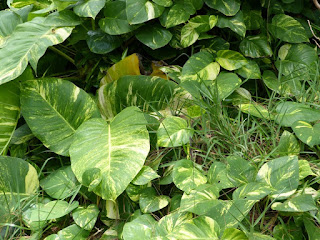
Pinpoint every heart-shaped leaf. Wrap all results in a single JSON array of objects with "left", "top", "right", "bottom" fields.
[
  {"left": 204, "top": 0, "right": 240, "bottom": 16},
  {"left": 73, "top": 0, "right": 105, "bottom": 19},
  {"left": 292, "top": 121, "right": 320, "bottom": 147},
  {"left": 122, "top": 214, "right": 157, "bottom": 240},
  {"left": 216, "top": 50, "right": 248, "bottom": 71},
  {"left": 126, "top": 0, "right": 164, "bottom": 24},
  {"left": 271, "top": 194, "right": 317, "bottom": 212},
  {"left": 139, "top": 187, "right": 170, "bottom": 213},
  {"left": 70, "top": 106, "right": 150, "bottom": 201},
  {"left": 136, "top": 24, "right": 172, "bottom": 49},
  {"left": 239, "top": 35, "right": 272, "bottom": 58},
  {"left": 172, "top": 159, "right": 207, "bottom": 193},
  {"left": 216, "top": 11, "right": 246, "bottom": 37},
  {"left": 157, "top": 116, "right": 194, "bottom": 147},
  {"left": 132, "top": 166, "right": 160, "bottom": 185},
  {"left": 72, "top": 204, "right": 99, "bottom": 230},
  {"left": 21, "top": 78, "right": 100, "bottom": 156}
]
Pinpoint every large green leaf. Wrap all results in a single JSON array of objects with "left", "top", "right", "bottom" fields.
[
  {"left": 126, "top": 0, "right": 164, "bottom": 24},
  {"left": 216, "top": 11, "right": 246, "bottom": 37},
  {"left": 270, "top": 14, "right": 309, "bottom": 43},
  {"left": 275, "top": 130, "right": 300, "bottom": 156},
  {"left": 208, "top": 161, "right": 234, "bottom": 189},
  {"left": 98, "top": 75, "right": 181, "bottom": 119},
  {"left": 275, "top": 44, "right": 318, "bottom": 81},
  {"left": 180, "top": 184, "right": 219, "bottom": 215},
  {"left": 221, "top": 228, "right": 248, "bottom": 240},
  {"left": 0, "top": 17, "right": 73, "bottom": 85},
  {"left": 45, "top": 224, "right": 90, "bottom": 240},
  {"left": 212, "top": 72, "right": 242, "bottom": 100},
  {"left": 21, "top": 78, "right": 100, "bottom": 156},
  {"left": 73, "top": 0, "right": 105, "bottom": 19},
  {"left": 304, "top": 219, "right": 320, "bottom": 240},
  {"left": 226, "top": 155, "right": 256, "bottom": 186},
  {"left": 139, "top": 187, "right": 170, "bottom": 213},
  {"left": 123, "top": 214, "right": 157, "bottom": 240},
  {"left": 292, "top": 121, "right": 320, "bottom": 147},
  {"left": 239, "top": 35, "right": 272, "bottom": 58},
  {"left": 204, "top": 0, "right": 240, "bottom": 16},
  {"left": 69, "top": 107, "right": 150, "bottom": 201},
  {"left": 172, "top": 159, "right": 207, "bottom": 193},
  {"left": 236, "top": 60, "right": 261, "bottom": 79},
  {"left": 232, "top": 182, "right": 272, "bottom": 201},
  {"left": 0, "top": 81, "right": 20, "bottom": 155},
  {"left": 256, "top": 156, "right": 299, "bottom": 200},
  {"left": 99, "top": 1, "right": 137, "bottom": 35},
  {"left": 274, "top": 102, "right": 320, "bottom": 127},
  {"left": 135, "top": 24, "right": 172, "bottom": 49},
  {"left": 271, "top": 194, "right": 317, "bottom": 212},
  {"left": 157, "top": 116, "right": 194, "bottom": 147},
  {"left": 72, "top": 204, "right": 99, "bottom": 230},
  {"left": 132, "top": 166, "right": 160, "bottom": 185},
  {"left": 216, "top": 50, "right": 248, "bottom": 71},
  {"left": 40, "top": 166, "right": 80, "bottom": 199}
]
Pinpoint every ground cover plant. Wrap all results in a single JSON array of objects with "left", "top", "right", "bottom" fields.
[{"left": 1, "top": 0, "right": 320, "bottom": 239}]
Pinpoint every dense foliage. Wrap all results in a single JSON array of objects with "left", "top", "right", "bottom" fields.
[{"left": 1, "top": 0, "right": 320, "bottom": 239}]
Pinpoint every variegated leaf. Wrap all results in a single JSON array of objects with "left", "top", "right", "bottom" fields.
[
  {"left": 172, "top": 159, "right": 207, "bottom": 193},
  {"left": 271, "top": 194, "right": 317, "bottom": 212},
  {"left": 216, "top": 11, "right": 246, "bottom": 37},
  {"left": 256, "top": 156, "right": 299, "bottom": 200},
  {"left": 132, "top": 166, "right": 160, "bottom": 185},
  {"left": 126, "top": 0, "right": 164, "bottom": 24},
  {"left": 72, "top": 204, "right": 99, "bottom": 230},
  {"left": 139, "top": 187, "right": 170, "bottom": 213},
  {"left": 21, "top": 78, "right": 100, "bottom": 156},
  {"left": 123, "top": 214, "right": 157, "bottom": 240},
  {"left": 136, "top": 24, "right": 172, "bottom": 49},
  {"left": 70, "top": 107, "right": 150, "bottom": 201},
  {"left": 0, "top": 81, "right": 20, "bottom": 155},
  {"left": 204, "top": 0, "right": 240, "bottom": 16},
  {"left": 157, "top": 116, "right": 194, "bottom": 147},
  {"left": 40, "top": 166, "right": 80, "bottom": 199},
  {"left": 0, "top": 17, "right": 73, "bottom": 85},
  {"left": 216, "top": 50, "right": 248, "bottom": 71},
  {"left": 292, "top": 121, "right": 320, "bottom": 147},
  {"left": 73, "top": 0, "right": 106, "bottom": 19}
]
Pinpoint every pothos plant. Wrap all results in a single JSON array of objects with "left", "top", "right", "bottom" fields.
[{"left": 1, "top": 0, "right": 320, "bottom": 239}]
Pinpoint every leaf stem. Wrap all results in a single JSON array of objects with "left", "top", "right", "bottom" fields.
[{"left": 49, "top": 46, "right": 75, "bottom": 66}]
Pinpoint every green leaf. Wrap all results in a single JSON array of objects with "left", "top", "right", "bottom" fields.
[
  {"left": 123, "top": 214, "right": 157, "bottom": 240},
  {"left": 72, "top": 204, "right": 99, "bottom": 230},
  {"left": 274, "top": 102, "right": 320, "bottom": 127},
  {"left": 0, "top": 17, "right": 73, "bottom": 85},
  {"left": 168, "top": 216, "right": 220, "bottom": 239},
  {"left": 99, "top": 1, "right": 137, "bottom": 35},
  {"left": 204, "top": 0, "right": 240, "bottom": 16},
  {"left": 256, "top": 156, "right": 299, "bottom": 200},
  {"left": 221, "top": 228, "right": 248, "bottom": 240},
  {"left": 0, "top": 9, "right": 22, "bottom": 47},
  {"left": 10, "top": 124, "right": 33, "bottom": 145},
  {"left": 139, "top": 187, "right": 170, "bottom": 213},
  {"left": 180, "top": 184, "right": 219, "bottom": 215},
  {"left": 21, "top": 78, "right": 100, "bottom": 156},
  {"left": 216, "top": 50, "right": 248, "bottom": 71},
  {"left": 304, "top": 219, "right": 320, "bottom": 240},
  {"left": 157, "top": 116, "right": 194, "bottom": 147},
  {"left": 226, "top": 155, "right": 256, "bottom": 186},
  {"left": 126, "top": 183, "right": 147, "bottom": 202},
  {"left": 216, "top": 11, "right": 246, "bottom": 37},
  {"left": 271, "top": 194, "right": 317, "bottom": 212},
  {"left": 0, "top": 156, "right": 38, "bottom": 195},
  {"left": 56, "top": 224, "right": 90, "bottom": 240},
  {"left": 292, "top": 121, "right": 320, "bottom": 147},
  {"left": 87, "top": 29, "right": 122, "bottom": 54},
  {"left": 136, "top": 24, "right": 172, "bottom": 49},
  {"left": 23, "top": 200, "right": 79, "bottom": 222},
  {"left": 208, "top": 161, "right": 234, "bottom": 190},
  {"left": 126, "top": 0, "right": 164, "bottom": 24},
  {"left": 182, "top": 51, "right": 220, "bottom": 81},
  {"left": 69, "top": 107, "right": 150, "bottom": 201},
  {"left": 132, "top": 166, "right": 160, "bottom": 185},
  {"left": 232, "top": 182, "right": 272, "bottom": 201},
  {"left": 44, "top": 10, "right": 81, "bottom": 27},
  {"left": 270, "top": 14, "right": 309, "bottom": 43},
  {"left": 239, "top": 103, "right": 273, "bottom": 120},
  {"left": 212, "top": 72, "right": 242, "bottom": 100},
  {"left": 205, "top": 199, "right": 255, "bottom": 231},
  {"left": 275, "top": 130, "right": 300, "bottom": 156},
  {"left": 273, "top": 222, "right": 303, "bottom": 240},
  {"left": 243, "top": 10, "right": 262, "bottom": 30},
  {"left": 73, "top": 0, "right": 105, "bottom": 19},
  {"left": 155, "top": 212, "right": 193, "bottom": 238},
  {"left": 275, "top": 44, "right": 318, "bottom": 81},
  {"left": 189, "top": 15, "right": 218, "bottom": 32},
  {"left": 180, "top": 23, "right": 200, "bottom": 48},
  {"left": 98, "top": 75, "right": 181, "bottom": 119},
  {"left": 0, "top": 81, "right": 20, "bottom": 155},
  {"left": 239, "top": 35, "right": 272, "bottom": 58},
  {"left": 172, "top": 159, "right": 207, "bottom": 193},
  {"left": 248, "top": 233, "right": 276, "bottom": 240},
  {"left": 40, "top": 166, "right": 80, "bottom": 199},
  {"left": 152, "top": 0, "right": 172, "bottom": 7},
  {"left": 236, "top": 60, "right": 261, "bottom": 79},
  {"left": 298, "top": 160, "right": 315, "bottom": 180}
]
